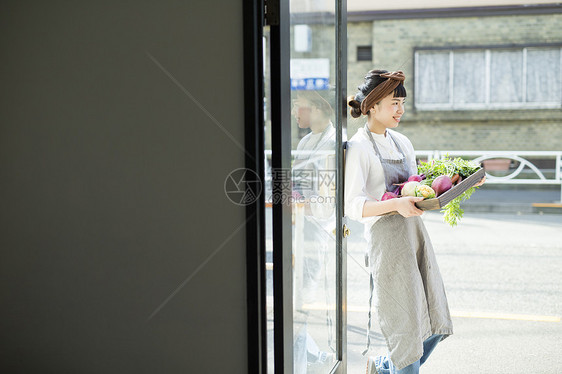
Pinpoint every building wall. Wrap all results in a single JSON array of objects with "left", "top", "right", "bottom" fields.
[
  {"left": 278, "top": 11, "right": 562, "bottom": 152},
  {"left": 0, "top": 1, "right": 248, "bottom": 372},
  {"left": 347, "top": 13, "right": 562, "bottom": 150}
]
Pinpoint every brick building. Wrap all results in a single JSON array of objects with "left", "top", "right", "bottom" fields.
[
  {"left": 288, "top": 0, "right": 562, "bottom": 152},
  {"left": 347, "top": 1, "right": 562, "bottom": 152}
]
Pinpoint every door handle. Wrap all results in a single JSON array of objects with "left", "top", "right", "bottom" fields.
[
  {"left": 343, "top": 224, "right": 350, "bottom": 238},
  {"left": 333, "top": 224, "right": 351, "bottom": 238}
]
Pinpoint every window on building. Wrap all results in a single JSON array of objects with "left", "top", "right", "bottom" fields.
[
  {"left": 357, "top": 45, "right": 372, "bottom": 61},
  {"left": 415, "top": 46, "right": 562, "bottom": 110}
]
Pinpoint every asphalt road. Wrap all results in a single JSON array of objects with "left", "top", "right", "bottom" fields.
[{"left": 345, "top": 212, "right": 562, "bottom": 374}]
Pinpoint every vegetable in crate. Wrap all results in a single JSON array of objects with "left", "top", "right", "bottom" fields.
[
  {"left": 408, "top": 174, "right": 424, "bottom": 182},
  {"left": 431, "top": 175, "right": 452, "bottom": 197},
  {"left": 417, "top": 156, "right": 479, "bottom": 185},
  {"left": 417, "top": 155, "right": 482, "bottom": 227},
  {"left": 381, "top": 191, "right": 399, "bottom": 201},
  {"left": 415, "top": 185, "right": 436, "bottom": 199},
  {"left": 401, "top": 181, "right": 420, "bottom": 197}
]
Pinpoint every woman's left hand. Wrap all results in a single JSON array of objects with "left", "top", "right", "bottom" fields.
[{"left": 475, "top": 175, "right": 486, "bottom": 187}]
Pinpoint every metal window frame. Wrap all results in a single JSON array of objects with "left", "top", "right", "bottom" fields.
[
  {"left": 334, "top": 1, "right": 348, "bottom": 372},
  {"left": 268, "top": 0, "right": 348, "bottom": 372},
  {"left": 356, "top": 45, "right": 373, "bottom": 62},
  {"left": 270, "top": 0, "right": 294, "bottom": 372},
  {"left": 243, "top": 0, "right": 267, "bottom": 373}
]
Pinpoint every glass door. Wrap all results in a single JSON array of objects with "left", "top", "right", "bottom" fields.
[{"left": 264, "top": 1, "right": 347, "bottom": 373}]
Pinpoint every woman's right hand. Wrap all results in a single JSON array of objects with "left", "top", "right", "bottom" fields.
[{"left": 394, "top": 196, "right": 425, "bottom": 217}]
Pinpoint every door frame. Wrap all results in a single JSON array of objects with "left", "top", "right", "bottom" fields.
[
  {"left": 269, "top": 0, "right": 294, "bottom": 372},
  {"left": 243, "top": 0, "right": 267, "bottom": 373},
  {"left": 334, "top": 0, "right": 348, "bottom": 372},
  {"left": 244, "top": 0, "right": 347, "bottom": 372}
]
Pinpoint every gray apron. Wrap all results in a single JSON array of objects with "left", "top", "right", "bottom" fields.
[{"left": 363, "top": 125, "right": 453, "bottom": 370}]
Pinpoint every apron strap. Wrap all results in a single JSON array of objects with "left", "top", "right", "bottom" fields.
[
  {"left": 387, "top": 130, "right": 405, "bottom": 159},
  {"left": 364, "top": 124, "right": 406, "bottom": 162}
]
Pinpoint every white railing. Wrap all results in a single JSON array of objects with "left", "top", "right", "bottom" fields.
[{"left": 264, "top": 150, "right": 562, "bottom": 200}]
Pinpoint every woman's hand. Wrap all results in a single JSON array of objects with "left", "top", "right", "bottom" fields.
[
  {"left": 394, "top": 196, "right": 425, "bottom": 217},
  {"left": 474, "top": 175, "right": 486, "bottom": 187}
]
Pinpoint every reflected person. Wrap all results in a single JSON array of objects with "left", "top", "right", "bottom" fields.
[{"left": 291, "top": 90, "right": 337, "bottom": 373}]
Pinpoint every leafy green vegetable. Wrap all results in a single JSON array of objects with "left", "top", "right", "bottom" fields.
[
  {"left": 417, "top": 155, "right": 481, "bottom": 227},
  {"left": 418, "top": 155, "right": 480, "bottom": 186},
  {"left": 441, "top": 186, "right": 478, "bottom": 227}
]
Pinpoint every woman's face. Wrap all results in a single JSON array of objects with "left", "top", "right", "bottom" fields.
[
  {"left": 370, "top": 93, "right": 405, "bottom": 130},
  {"left": 291, "top": 97, "right": 313, "bottom": 129}
]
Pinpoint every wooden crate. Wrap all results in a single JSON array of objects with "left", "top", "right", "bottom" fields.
[
  {"left": 381, "top": 168, "right": 485, "bottom": 215},
  {"left": 416, "top": 168, "right": 486, "bottom": 210}
]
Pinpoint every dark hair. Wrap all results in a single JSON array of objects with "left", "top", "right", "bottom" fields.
[
  {"left": 296, "top": 90, "right": 334, "bottom": 118},
  {"left": 347, "top": 69, "right": 407, "bottom": 118}
]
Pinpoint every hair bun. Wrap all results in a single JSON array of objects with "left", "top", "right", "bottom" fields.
[
  {"left": 347, "top": 95, "right": 359, "bottom": 108},
  {"left": 347, "top": 95, "right": 362, "bottom": 118}
]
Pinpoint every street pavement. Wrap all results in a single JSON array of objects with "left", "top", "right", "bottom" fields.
[{"left": 345, "top": 211, "right": 562, "bottom": 374}]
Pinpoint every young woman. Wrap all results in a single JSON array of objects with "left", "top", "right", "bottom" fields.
[{"left": 344, "top": 70, "right": 477, "bottom": 374}]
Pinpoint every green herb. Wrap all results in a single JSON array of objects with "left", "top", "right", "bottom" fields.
[
  {"left": 418, "top": 155, "right": 480, "bottom": 186},
  {"left": 417, "top": 155, "right": 481, "bottom": 227},
  {"left": 441, "top": 186, "right": 477, "bottom": 227}
]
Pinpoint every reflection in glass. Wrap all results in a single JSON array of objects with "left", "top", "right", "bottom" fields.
[
  {"left": 263, "top": 25, "right": 275, "bottom": 374},
  {"left": 265, "top": 2, "right": 341, "bottom": 372},
  {"left": 291, "top": 89, "right": 337, "bottom": 373},
  {"left": 290, "top": 4, "right": 339, "bottom": 372}
]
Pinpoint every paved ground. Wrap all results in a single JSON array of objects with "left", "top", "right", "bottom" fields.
[
  {"left": 346, "top": 212, "right": 562, "bottom": 374},
  {"left": 265, "top": 187, "right": 562, "bottom": 373}
]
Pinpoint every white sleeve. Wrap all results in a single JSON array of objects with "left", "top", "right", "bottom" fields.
[{"left": 344, "top": 142, "right": 370, "bottom": 221}]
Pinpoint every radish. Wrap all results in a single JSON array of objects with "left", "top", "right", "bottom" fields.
[
  {"left": 431, "top": 175, "right": 453, "bottom": 197},
  {"left": 381, "top": 192, "right": 399, "bottom": 201},
  {"left": 391, "top": 184, "right": 403, "bottom": 195},
  {"left": 408, "top": 175, "right": 423, "bottom": 182},
  {"left": 401, "top": 181, "right": 420, "bottom": 197}
]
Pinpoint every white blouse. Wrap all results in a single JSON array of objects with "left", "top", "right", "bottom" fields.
[
  {"left": 344, "top": 126, "right": 417, "bottom": 238},
  {"left": 293, "top": 123, "right": 336, "bottom": 220}
]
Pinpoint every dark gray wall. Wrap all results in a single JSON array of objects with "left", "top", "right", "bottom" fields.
[{"left": 0, "top": 1, "right": 248, "bottom": 372}]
